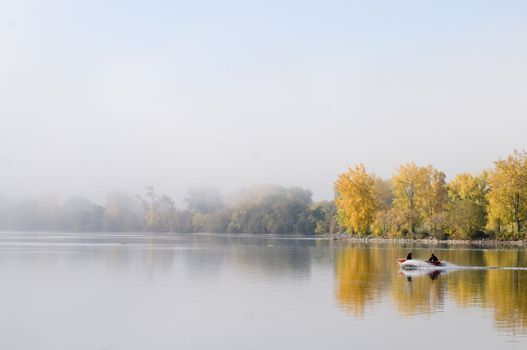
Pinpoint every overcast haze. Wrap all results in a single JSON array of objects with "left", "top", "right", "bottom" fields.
[{"left": 2, "top": 0, "right": 527, "bottom": 203}]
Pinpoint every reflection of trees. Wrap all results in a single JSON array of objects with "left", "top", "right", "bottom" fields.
[
  {"left": 334, "top": 246, "right": 527, "bottom": 334},
  {"left": 335, "top": 245, "right": 393, "bottom": 316},
  {"left": 484, "top": 250, "right": 527, "bottom": 333},
  {"left": 486, "top": 270, "right": 527, "bottom": 333},
  {"left": 447, "top": 271, "right": 486, "bottom": 307}
]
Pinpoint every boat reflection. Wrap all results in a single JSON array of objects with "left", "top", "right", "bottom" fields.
[{"left": 398, "top": 268, "right": 446, "bottom": 281}]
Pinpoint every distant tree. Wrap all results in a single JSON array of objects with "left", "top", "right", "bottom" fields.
[
  {"left": 227, "top": 186, "right": 314, "bottom": 234},
  {"left": 191, "top": 208, "right": 232, "bottom": 233},
  {"left": 155, "top": 195, "right": 178, "bottom": 232},
  {"left": 310, "top": 200, "right": 340, "bottom": 234},
  {"left": 172, "top": 210, "right": 194, "bottom": 233},
  {"left": 136, "top": 187, "right": 200, "bottom": 233},
  {"left": 104, "top": 191, "right": 145, "bottom": 231},
  {"left": 60, "top": 197, "right": 104, "bottom": 231},
  {"left": 184, "top": 187, "right": 225, "bottom": 214},
  {"left": 137, "top": 187, "right": 179, "bottom": 232}
]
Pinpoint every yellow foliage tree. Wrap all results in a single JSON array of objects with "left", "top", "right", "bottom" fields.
[
  {"left": 391, "top": 164, "right": 448, "bottom": 235},
  {"left": 486, "top": 150, "right": 527, "bottom": 234},
  {"left": 338, "top": 149, "right": 527, "bottom": 240},
  {"left": 449, "top": 173, "right": 488, "bottom": 204},
  {"left": 447, "top": 173, "right": 488, "bottom": 238},
  {"left": 391, "top": 163, "right": 427, "bottom": 233},
  {"left": 420, "top": 166, "right": 449, "bottom": 234},
  {"left": 373, "top": 176, "right": 393, "bottom": 210},
  {"left": 335, "top": 164, "right": 378, "bottom": 235}
]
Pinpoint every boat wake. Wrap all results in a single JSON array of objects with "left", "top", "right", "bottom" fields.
[
  {"left": 451, "top": 265, "right": 527, "bottom": 271},
  {"left": 398, "top": 259, "right": 527, "bottom": 272},
  {"left": 398, "top": 260, "right": 527, "bottom": 280}
]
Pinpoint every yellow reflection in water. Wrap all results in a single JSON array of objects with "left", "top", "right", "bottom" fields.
[
  {"left": 335, "top": 245, "right": 527, "bottom": 334},
  {"left": 484, "top": 250, "right": 527, "bottom": 332},
  {"left": 334, "top": 246, "right": 391, "bottom": 317}
]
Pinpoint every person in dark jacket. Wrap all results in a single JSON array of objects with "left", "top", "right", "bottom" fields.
[
  {"left": 406, "top": 252, "right": 413, "bottom": 260},
  {"left": 428, "top": 253, "right": 439, "bottom": 262}
]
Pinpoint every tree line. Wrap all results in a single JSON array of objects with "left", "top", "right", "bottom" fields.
[
  {"left": 0, "top": 185, "right": 338, "bottom": 234},
  {"left": 3, "top": 149, "right": 525, "bottom": 239},
  {"left": 335, "top": 150, "right": 527, "bottom": 240}
]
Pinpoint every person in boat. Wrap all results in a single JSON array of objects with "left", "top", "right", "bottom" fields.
[
  {"left": 406, "top": 252, "right": 413, "bottom": 260},
  {"left": 428, "top": 253, "right": 439, "bottom": 263}
]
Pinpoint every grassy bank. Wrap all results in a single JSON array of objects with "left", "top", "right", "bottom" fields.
[{"left": 330, "top": 233, "right": 527, "bottom": 246}]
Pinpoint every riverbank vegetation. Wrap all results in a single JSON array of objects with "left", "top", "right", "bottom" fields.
[
  {"left": 0, "top": 186, "right": 339, "bottom": 234},
  {"left": 335, "top": 150, "right": 527, "bottom": 240},
  {"left": 2, "top": 150, "right": 526, "bottom": 240}
]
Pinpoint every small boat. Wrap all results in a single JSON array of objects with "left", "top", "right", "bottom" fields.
[{"left": 397, "top": 258, "right": 443, "bottom": 269}]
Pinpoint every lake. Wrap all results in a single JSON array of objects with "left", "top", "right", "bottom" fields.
[{"left": 0, "top": 232, "right": 526, "bottom": 349}]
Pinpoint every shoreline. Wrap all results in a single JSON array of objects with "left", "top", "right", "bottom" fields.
[{"left": 330, "top": 234, "right": 527, "bottom": 247}]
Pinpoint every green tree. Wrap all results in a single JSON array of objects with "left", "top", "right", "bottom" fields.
[
  {"left": 311, "top": 200, "right": 340, "bottom": 234},
  {"left": 227, "top": 186, "right": 315, "bottom": 234}
]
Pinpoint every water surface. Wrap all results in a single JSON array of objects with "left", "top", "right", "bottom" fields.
[{"left": 0, "top": 232, "right": 526, "bottom": 349}]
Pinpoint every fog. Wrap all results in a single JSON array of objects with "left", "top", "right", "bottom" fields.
[{"left": 2, "top": 0, "right": 527, "bottom": 204}]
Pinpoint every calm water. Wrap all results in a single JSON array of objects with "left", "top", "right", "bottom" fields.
[{"left": 0, "top": 232, "right": 526, "bottom": 349}]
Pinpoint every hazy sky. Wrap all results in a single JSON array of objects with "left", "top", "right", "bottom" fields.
[{"left": 2, "top": 0, "right": 527, "bottom": 204}]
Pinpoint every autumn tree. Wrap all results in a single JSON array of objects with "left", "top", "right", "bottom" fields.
[
  {"left": 486, "top": 150, "right": 527, "bottom": 234},
  {"left": 335, "top": 164, "right": 378, "bottom": 235},
  {"left": 391, "top": 163, "right": 448, "bottom": 235},
  {"left": 374, "top": 176, "right": 393, "bottom": 210},
  {"left": 391, "top": 163, "right": 426, "bottom": 234},
  {"left": 447, "top": 173, "right": 488, "bottom": 239},
  {"left": 420, "top": 166, "right": 449, "bottom": 235},
  {"left": 370, "top": 177, "right": 395, "bottom": 236}
]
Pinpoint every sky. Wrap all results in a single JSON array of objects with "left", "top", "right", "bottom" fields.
[{"left": 1, "top": 0, "right": 527, "bottom": 204}]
